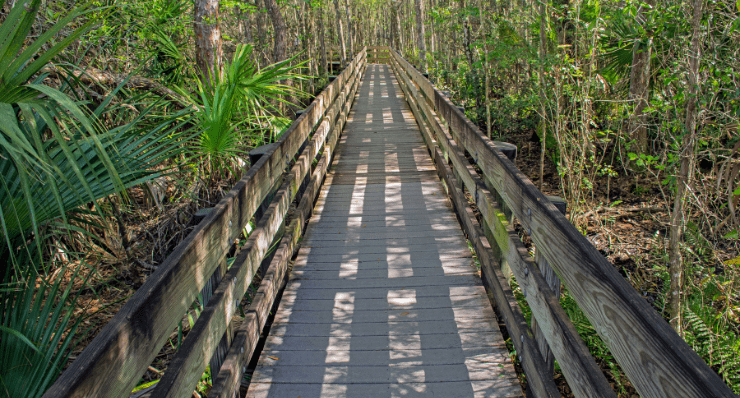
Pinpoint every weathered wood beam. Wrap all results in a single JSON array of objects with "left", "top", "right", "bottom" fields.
[
  {"left": 151, "top": 51, "right": 365, "bottom": 398},
  {"left": 425, "top": 59, "right": 734, "bottom": 398},
  {"left": 42, "top": 49, "right": 366, "bottom": 398},
  {"left": 389, "top": 52, "right": 560, "bottom": 398},
  {"left": 207, "top": 51, "right": 366, "bottom": 398}
]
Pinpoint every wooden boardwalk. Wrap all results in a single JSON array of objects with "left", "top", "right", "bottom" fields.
[{"left": 247, "top": 64, "right": 523, "bottom": 397}]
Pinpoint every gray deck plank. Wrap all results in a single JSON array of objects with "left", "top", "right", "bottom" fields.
[{"left": 247, "top": 64, "right": 523, "bottom": 398}]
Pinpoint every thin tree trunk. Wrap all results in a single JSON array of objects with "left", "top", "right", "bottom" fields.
[
  {"left": 429, "top": 0, "right": 436, "bottom": 55},
  {"left": 669, "top": 0, "right": 703, "bottom": 334},
  {"left": 538, "top": 0, "right": 547, "bottom": 190},
  {"left": 343, "top": 0, "right": 354, "bottom": 56},
  {"left": 461, "top": 0, "right": 474, "bottom": 66},
  {"left": 478, "top": 0, "right": 490, "bottom": 137},
  {"left": 194, "top": 0, "right": 223, "bottom": 86},
  {"left": 391, "top": 1, "right": 401, "bottom": 50},
  {"left": 318, "top": 1, "right": 328, "bottom": 77},
  {"left": 243, "top": 5, "right": 253, "bottom": 47},
  {"left": 415, "top": 0, "right": 426, "bottom": 72},
  {"left": 264, "top": 0, "right": 286, "bottom": 63},
  {"left": 264, "top": 0, "right": 293, "bottom": 114},
  {"left": 256, "top": 0, "right": 268, "bottom": 66},
  {"left": 627, "top": 0, "right": 654, "bottom": 155},
  {"left": 332, "top": 0, "right": 347, "bottom": 63}
]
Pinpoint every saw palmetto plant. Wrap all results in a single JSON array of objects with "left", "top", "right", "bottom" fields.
[{"left": 0, "top": 1, "right": 194, "bottom": 396}]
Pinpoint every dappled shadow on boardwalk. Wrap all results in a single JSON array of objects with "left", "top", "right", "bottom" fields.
[{"left": 247, "top": 65, "right": 522, "bottom": 398}]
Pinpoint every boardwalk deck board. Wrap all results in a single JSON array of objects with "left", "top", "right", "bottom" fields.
[{"left": 246, "top": 64, "right": 523, "bottom": 398}]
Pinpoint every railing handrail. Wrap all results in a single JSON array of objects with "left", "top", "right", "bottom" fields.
[
  {"left": 382, "top": 46, "right": 736, "bottom": 398},
  {"left": 43, "top": 48, "right": 367, "bottom": 398}
]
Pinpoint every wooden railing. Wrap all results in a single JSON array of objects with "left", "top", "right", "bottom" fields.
[
  {"left": 367, "top": 45, "right": 390, "bottom": 64},
  {"left": 43, "top": 48, "right": 367, "bottom": 398},
  {"left": 384, "top": 46, "right": 736, "bottom": 398}
]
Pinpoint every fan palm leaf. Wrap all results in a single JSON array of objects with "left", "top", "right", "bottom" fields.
[
  {"left": 190, "top": 44, "right": 305, "bottom": 177},
  {"left": 0, "top": 2, "right": 195, "bottom": 396}
]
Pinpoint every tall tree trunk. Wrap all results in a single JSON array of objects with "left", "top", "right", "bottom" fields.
[
  {"left": 343, "top": 0, "right": 354, "bottom": 56},
  {"left": 318, "top": 0, "right": 328, "bottom": 77},
  {"left": 415, "top": 0, "right": 426, "bottom": 72},
  {"left": 256, "top": 0, "right": 268, "bottom": 66},
  {"left": 264, "top": 0, "right": 286, "bottom": 63},
  {"left": 332, "top": 0, "right": 347, "bottom": 63},
  {"left": 235, "top": 3, "right": 245, "bottom": 42},
  {"left": 391, "top": 1, "right": 401, "bottom": 50},
  {"left": 264, "top": 0, "right": 292, "bottom": 113},
  {"left": 429, "top": 0, "right": 436, "bottom": 55},
  {"left": 478, "top": 0, "right": 490, "bottom": 137},
  {"left": 243, "top": 5, "right": 253, "bottom": 47},
  {"left": 460, "top": 0, "right": 474, "bottom": 66},
  {"left": 538, "top": 0, "right": 547, "bottom": 189},
  {"left": 194, "top": 0, "right": 223, "bottom": 86},
  {"left": 669, "top": 0, "right": 703, "bottom": 334},
  {"left": 627, "top": 0, "right": 654, "bottom": 155}
]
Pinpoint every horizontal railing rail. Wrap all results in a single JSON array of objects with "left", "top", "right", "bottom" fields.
[
  {"left": 43, "top": 48, "right": 367, "bottom": 398},
  {"left": 385, "top": 45, "right": 735, "bottom": 398},
  {"left": 367, "top": 45, "right": 390, "bottom": 64}
]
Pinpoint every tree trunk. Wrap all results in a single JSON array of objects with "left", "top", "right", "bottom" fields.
[
  {"left": 478, "top": 0, "right": 490, "bottom": 137},
  {"left": 318, "top": 0, "right": 328, "bottom": 77},
  {"left": 264, "top": 0, "right": 292, "bottom": 114},
  {"left": 415, "top": 0, "right": 426, "bottom": 72},
  {"left": 627, "top": 0, "right": 654, "bottom": 155},
  {"left": 264, "top": 0, "right": 286, "bottom": 63},
  {"left": 256, "top": 0, "right": 268, "bottom": 66},
  {"left": 332, "top": 0, "right": 348, "bottom": 64},
  {"left": 343, "top": 0, "right": 354, "bottom": 56},
  {"left": 461, "top": 0, "right": 474, "bottom": 67},
  {"left": 391, "top": 1, "right": 401, "bottom": 50},
  {"left": 193, "top": 0, "right": 223, "bottom": 86},
  {"left": 669, "top": 0, "right": 703, "bottom": 334},
  {"left": 538, "top": 0, "right": 547, "bottom": 190}
]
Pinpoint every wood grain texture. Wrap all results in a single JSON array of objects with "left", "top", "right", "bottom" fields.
[
  {"left": 41, "top": 49, "right": 367, "bottom": 398},
  {"left": 388, "top": 45, "right": 737, "bottom": 397},
  {"left": 152, "top": 50, "right": 366, "bottom": 398},
  {"left": 208, "top": 52, "right": 366, "bottom": 398},
  {"left": 246, "top": 63, "right": 522, "bottom": 398},
  {"left": 389, "top": 55, "right": 559, "bottom": 397},
  {"left": 424, "top": 62, "right": 735, "bottom": 398},
  {"left": 390, "top": 52, "right": 615, "bottom": 397}
]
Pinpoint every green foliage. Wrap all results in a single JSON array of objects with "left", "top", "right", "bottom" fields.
[
  {"left": 190, "top": 44, "right": 305, "bottom": 179},
  {"left": 684, "top": 308, "right": 740, "bottom": 393},
  {"left": 0, "top": 1, "right": 196, "bottom": 395},
  {"left": 0, "top": 0, "right": 192, "bottom": 272},
  {"left": 143, "top": 0, "right": 192, "bottom": 84},
  {"left": 0, "top": 267, "right": 84, "bottom": 398}
]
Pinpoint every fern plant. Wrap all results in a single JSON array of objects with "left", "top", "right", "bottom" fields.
[{"left": 685, "top": 305, "right": 740, "bottom": 392}]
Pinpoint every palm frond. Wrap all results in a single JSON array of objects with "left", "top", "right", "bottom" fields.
[{"left": 0, "top": 266, "right": 85, "bottom": 398}]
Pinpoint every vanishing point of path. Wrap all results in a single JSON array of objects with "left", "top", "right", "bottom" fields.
[{"left": 246, "top": 64, "right": 524, "bottom": 397}]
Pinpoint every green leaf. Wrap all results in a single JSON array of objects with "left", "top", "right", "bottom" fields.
[{"left": 0, "top": 325, "right": 39, "bottom": 353}]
